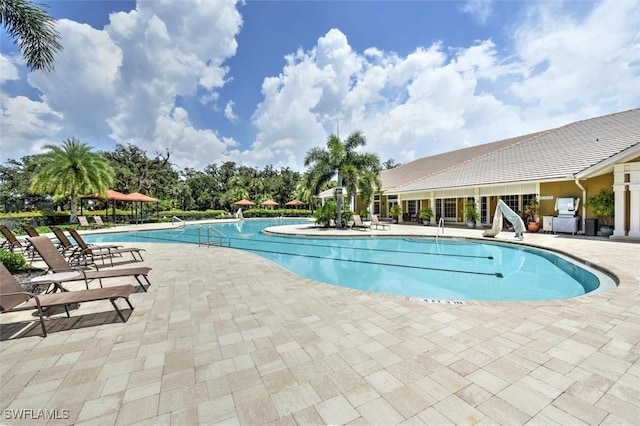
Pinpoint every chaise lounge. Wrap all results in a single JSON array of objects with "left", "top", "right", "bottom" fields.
[
  {"left": 371, "top": 214, "right": 390, "bottom": 230},
  {"left": 0, "top": 262, "right": 134, "bottom": 337},
  {"left": 351, "top": 214, "right": 371, "bottom": 231},
  {"left": 78, "top": 216, "right": 99, "bottom": 229},
  {"left": 0, "top": 224, "right": 34, "bottom": 258},
  {"left": 28, "top": 236, "right": 152, "bottom": 292},
  {"left": 67, "top": 228, "right": 145, "bottom": 267}
]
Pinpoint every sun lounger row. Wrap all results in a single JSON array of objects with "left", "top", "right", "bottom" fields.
[
  {"left": 1, "top": 227, "right": 152, "bottom": 337},
  {"left": 350, "top": 214, "right": 391, "bottom": 230}
]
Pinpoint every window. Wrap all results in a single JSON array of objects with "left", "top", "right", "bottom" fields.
[
  {"left": 444, "top": 198, "right": 457, "bottom": 218},
  {"left": 500, "top": 195, "right": 519, "bottom": 213},
  {"left": 481, "top": 197, "right": 488, "bottom": 223},
  {"left": 522, "top": 193, "right": 537, "bottom": 210},
  {"left": 407, "top": 200, "right": 418, "bottom": 218},
  {"left": 373, "top": 194, "right": 380, "bottom": 215}
]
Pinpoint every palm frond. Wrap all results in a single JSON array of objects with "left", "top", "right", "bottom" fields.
[{"left": 1, "top": 0, "right": 63, "bottom": 72}]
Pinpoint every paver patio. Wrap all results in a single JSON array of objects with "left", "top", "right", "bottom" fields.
[{"left": 1, "top": 221, "right": 639, "bottom": 425}]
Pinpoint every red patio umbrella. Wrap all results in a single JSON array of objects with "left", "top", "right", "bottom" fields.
[
  {"left": 285, "top": 199, "right": 306, "bottom": 207},
  {"left": 234, "top": 199, "right": 256, "bottom": 206},
  {"left": 261, "top": 200, "right": 279, "bottom": 208},
  {"left": 126, "top": 192, "right": 159, "bottom": 203},
  {"left": 107, "top": 190, "right": 130, "bottom": 201},
  {"left": 125, "top": 192, "right": 159, "bottom": 224}
]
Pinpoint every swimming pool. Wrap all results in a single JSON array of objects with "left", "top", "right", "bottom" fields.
[{"left": 85, "top": 219, "right": 615, "bottom": 301}]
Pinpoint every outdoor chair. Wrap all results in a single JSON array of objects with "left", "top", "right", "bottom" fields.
[
  {"left": 0, "top": 225, "right": 34, "bottom": 258},
  {"left": 22, "top": 225, "right": 40, "bottom": 238},
  {"left": 50, "top": 226, "right": 81, "bottom": 256},
  {"left": 93, "top": 216, "right": 107, "bottom": 228},
  {"left": 371, "top": 214, "right": 390, "bottom": 230},
  {"left": 351, "top": 214, "right": 371, "bottom": 231},
  {"left": 0, "top": 262, "right": 134, "bottom": 337},
  {"left": 28, "top": 236, "right": 152, "bottom": 292},
  {"left": 67, "top": 228, "right": 144, "bottom": 267},
  {"left": 78, "top": 216, "right": 98, "bottom": 229}
]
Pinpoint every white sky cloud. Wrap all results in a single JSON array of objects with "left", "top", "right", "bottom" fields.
[
  {"left": 224, "top": 100, "right": 239, "bottom": 123},
  {"left": 460, "top": 0, "right": 494, "bottom": 25},
  {"left": 0, "top": 0, "right": 638, "bottom": 172},
  {"left": 1, "top": 0, "right": 242, "bottom": 164},
  {"left": 249, "top": 0, "right": 640, "bottom": 169}
]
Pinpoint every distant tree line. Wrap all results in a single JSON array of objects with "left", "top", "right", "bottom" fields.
[{"left": 0, "top": 142, "right": 303, "bottom": 214}]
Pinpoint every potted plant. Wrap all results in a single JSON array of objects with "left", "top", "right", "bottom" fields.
[
  {"left": 389, "top": 204, "right": 402, "bottom": 224},
  {"left": 525, "top": 197, "right": 540, "bottom": 232},
  {"left": 418, "top": 207, "right": 433, "bottom": 225},
  {"left": 587, "top": 188, "right": 615, "bottom": 237},
  {"left": 464, "top": 199, "right": 479, "bottom": 229}
]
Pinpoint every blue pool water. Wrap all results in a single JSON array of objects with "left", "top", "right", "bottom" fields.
[{"left": 85, "top": 219, "right": 607, "bottom": 301}]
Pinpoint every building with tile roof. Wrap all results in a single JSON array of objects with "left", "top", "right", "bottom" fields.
[{"left": 350, "top": 108, "right": 640, "bottom": 239}]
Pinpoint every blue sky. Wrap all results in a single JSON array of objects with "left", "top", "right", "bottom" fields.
[{"left": 1, "top": 0, "right": 639, "bottom": 171}]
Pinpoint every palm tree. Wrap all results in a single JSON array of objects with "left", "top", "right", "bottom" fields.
[
  {"left": 30, "top": 138, "right": 114, "bottom": 223},
  {"left": 1, "top": 0, "right": 63, "bottom": 72},
  {"left": 304, "top": 131, "right": 381, "bottom": 228},
  {"left": 358, "top": 169, "right": 382, "bottom": 216}
]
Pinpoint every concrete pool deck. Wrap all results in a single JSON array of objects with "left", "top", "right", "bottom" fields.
[{"left": 1, "top": 220, "right": 639, "bottom": 425}]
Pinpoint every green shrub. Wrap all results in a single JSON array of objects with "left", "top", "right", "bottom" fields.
[
  {"left": 314, "top": 200, "right": 338, "bottom": 227},
  {"left": 0, "top": 250, "right": 29, "bottom": 273}
]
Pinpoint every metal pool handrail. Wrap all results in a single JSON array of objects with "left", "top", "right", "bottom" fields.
[
  {"left": 172, "top": 216, "right": 185, "bottom": 227},
  {"left": 198, "top": 226, "right": 231, "bottom": 248},
  {"left": 436, "top": 217, "right": 445, "bottom": 241}
]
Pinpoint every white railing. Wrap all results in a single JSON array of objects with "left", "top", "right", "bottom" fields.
[
  {"left": 198, "top": 226, "right": 231, "bottom": 248},
  {"left": 171, "top": 216, "right": 185, "bottom": 227},
  {"left": 436, "top": 217, "right": 445, "bottom": 241}
]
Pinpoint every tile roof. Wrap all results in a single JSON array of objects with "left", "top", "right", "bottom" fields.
[{"left": 388, "top": 108, "right": 640, "bottom": 193}]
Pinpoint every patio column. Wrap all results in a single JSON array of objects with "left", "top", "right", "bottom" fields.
[
  {"left": 430, "top": 195, "right": 436, "bottom": 226},
  {"left": 627, "top": 162, "right": 640, "bottom": 238},
  {"left": 629, "top": 183, "right": 640, "bottom": 238},
  {"left": 613, "top": 162, "right": 640, "bottom": 238}
]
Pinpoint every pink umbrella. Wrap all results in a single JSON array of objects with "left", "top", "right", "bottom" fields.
[
  {"left": 234, "top": 199, "right": 256, "bottom": 206},
  {"left": 285, "top": 199, "right": 306, "bottom": 207}
]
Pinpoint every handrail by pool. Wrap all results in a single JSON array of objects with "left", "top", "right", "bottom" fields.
[
  {"left": 198, "top": 225, "right": 231, "bottom": 248},
  {"left": 436, "top": 217, "right": 445, "bottom": 241},
  {"left": 172, "top": 216, "right": 185, "bottom": 227}
]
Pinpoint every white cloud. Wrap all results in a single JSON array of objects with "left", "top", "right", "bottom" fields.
[
  {"left": 0, "top": 95, "right": 64, "bottom": 156},
  {"left": 460, "top": 0, "right": 494, "bottom": 25},
  {"left": 508, "top": 0, "right": 640, "bottom": 115},
  {"left": 224, "top": 100, "right": 239, "bottom": 123},
  {"left": 154, "top": 106, "right": 238, "bottom": 168},
  {"left": 1, "top": 0, "right": 243, "bottom": 167},
  {"left": 1, "top": 0, "right": 638, "bottom": 175},
  {"left": 0, "top": 55, "right": 19, "bottom": 84},
  {"left": 249, "top": 1, "right": 640, "bottom": 169}
]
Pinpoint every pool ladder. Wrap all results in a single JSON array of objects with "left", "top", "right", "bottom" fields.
[{"left": 198, "top": 226, "right": 231, "bottom": 248}]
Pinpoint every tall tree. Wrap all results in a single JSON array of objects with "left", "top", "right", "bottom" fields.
[
  {"left": 0, "top": 0, "right": 62, "bottom": 72},
  {"left": 304, "top": 131, "right": 381, "bottom": 228},
  {"left": 0, "top": 156, "right": 38, "bottom": 212},
  {"left": 105, "top": 144, "right": 179, "bottom": 198},
  {"left": 30, "top": 138, "right": 114, "bottom": 223}
]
